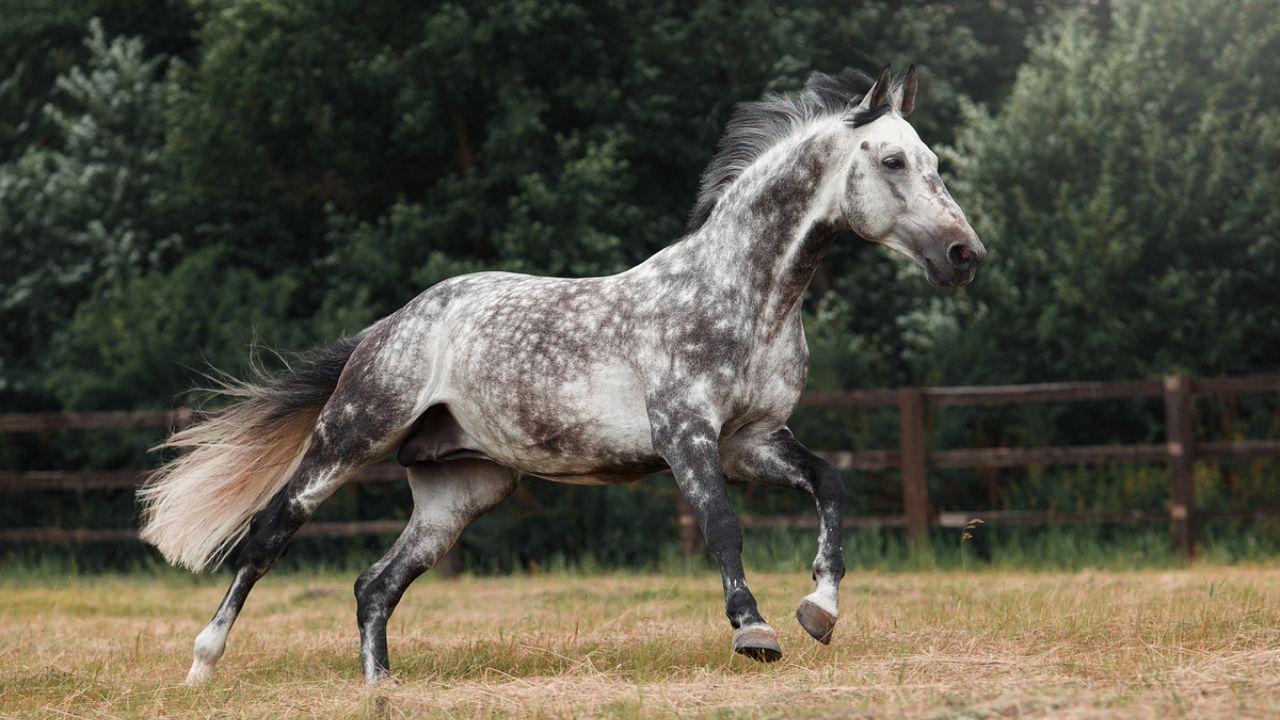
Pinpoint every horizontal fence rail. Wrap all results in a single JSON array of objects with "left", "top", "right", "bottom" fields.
[
  {"left": 0, "top": 409, "right": 196, "bottom": 432},
  {"left": 2, "top": 373, "right": 1278, "bottom": 557}
]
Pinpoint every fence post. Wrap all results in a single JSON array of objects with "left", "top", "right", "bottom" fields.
[
  {"left": 898, "top": 387, "right": 930, "bottom": 544},
  {"left": 1163, "top": 375, "right": 1197, "bottom": 558},
  {"left": 677, "top": 492, "right": 702, "bottom": 558}
]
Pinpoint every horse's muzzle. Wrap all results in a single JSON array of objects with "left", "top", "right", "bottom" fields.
[{"left": 923, "top": 236, "right": 985, "bottom": 287}]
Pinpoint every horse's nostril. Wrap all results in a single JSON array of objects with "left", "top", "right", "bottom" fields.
[{"left": 948, "top": 243, "right": 976, "bottom": 270}]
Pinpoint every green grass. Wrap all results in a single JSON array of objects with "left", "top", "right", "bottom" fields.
[{"left": 13, "top": 520, "right": 1280, "bottom": 581}]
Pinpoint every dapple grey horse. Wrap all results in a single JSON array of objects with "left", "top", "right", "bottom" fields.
[{"left": 140, "top": 64, "right": 985, "bottom": 684}]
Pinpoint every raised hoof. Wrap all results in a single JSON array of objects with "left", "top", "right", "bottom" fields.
[
  {"left": 796, "top": 599, "right": 837, "bottom": 645},
  {"left": 732, "top": 625, "right": 782, "bottom": 662}
]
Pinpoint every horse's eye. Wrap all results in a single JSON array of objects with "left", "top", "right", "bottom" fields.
[{"left": 882, "top": 155, "right": 906, "bottom": 170}]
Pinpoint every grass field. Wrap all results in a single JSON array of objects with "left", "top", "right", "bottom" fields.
[{"left": 3, "top": 565, "right": 1280, "bottom": 719}]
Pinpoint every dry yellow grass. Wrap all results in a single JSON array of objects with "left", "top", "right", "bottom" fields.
[{"left": 2, "top": 566, "right": 1280, "bottom": 718}]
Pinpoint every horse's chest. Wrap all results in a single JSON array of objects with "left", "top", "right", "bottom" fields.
[{"left": 726, "top": 328, "right": 809, "bottom": 430}]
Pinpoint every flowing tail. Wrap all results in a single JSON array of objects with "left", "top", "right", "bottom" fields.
[{"left": 138, "top": 335, "right": 363, "bottom": 572}]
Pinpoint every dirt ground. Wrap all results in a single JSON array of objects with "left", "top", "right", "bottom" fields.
[{"left": 3, "top": 566, "right": 1279, "bottom": 718}]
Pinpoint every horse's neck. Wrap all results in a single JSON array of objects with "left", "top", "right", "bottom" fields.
[{"left": 678, "top": 129, "right": 844, "bottom": 335}]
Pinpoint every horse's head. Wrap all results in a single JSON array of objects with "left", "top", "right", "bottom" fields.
[{"left": 838, "top": 65, "right": 985, "bottom": 287}]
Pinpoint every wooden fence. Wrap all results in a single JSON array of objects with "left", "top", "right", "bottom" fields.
[{"left": 3, "top": 374, "right": 1279, "bottom": 558}]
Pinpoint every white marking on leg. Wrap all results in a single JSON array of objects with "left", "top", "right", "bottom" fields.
[
  {"left": 184, "top": 570, "right": 253, "bottom": 684},
  {"left": 808, "top": 507, "right": 841, "bottom": 616},
  {"left": 803, "top": 576, "right": 839, "bottom": 617},
  {"left": 736, "top": 620, "right": 776, "bottom": 634},
  {"left": 186, "top": 619, "right": 229, "bottom": 684}
]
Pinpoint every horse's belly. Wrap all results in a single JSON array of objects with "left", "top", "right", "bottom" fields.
[
  {"left": 527, "top": 455, "right": 671, "bottom": 485},
  {"left": 448, "top": 358, "right": 659, "bottom": 477}
]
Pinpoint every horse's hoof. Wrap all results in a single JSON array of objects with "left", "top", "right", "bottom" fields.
[
  {"left": 732, "top": 624, "right": 782, "bottom": 662},
  {"left": 796, "top": 599, "right": 837, "bottom": 644}
]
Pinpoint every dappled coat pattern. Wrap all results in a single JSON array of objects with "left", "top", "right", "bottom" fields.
[{"left": 139, "top": 64, "right": 984, "bottom": 684}]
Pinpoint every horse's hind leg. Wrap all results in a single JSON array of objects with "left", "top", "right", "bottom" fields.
[
  {"left": 722, "top": 428, "right": 845, "bottom": 644},
  {"left": 355, "top": 459, "right": 517, "bottom": 683},
  {"left": 186, "top": 390, "right": 418, "bottom": 684}
]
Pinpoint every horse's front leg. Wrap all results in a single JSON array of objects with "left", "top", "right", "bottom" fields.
[
  {"left": 647, "top": 402, "right": 780, "bottom": 661},
  {"left": 722, "top": 427, "right": 845, "bottom": 644}
]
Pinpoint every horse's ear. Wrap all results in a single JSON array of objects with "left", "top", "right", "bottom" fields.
[
  {"left": 895, "top": 64, "right": 918, "bottom": 117},
  {"left": 859, "top": 64, "right": 893, "bottom": 111}
]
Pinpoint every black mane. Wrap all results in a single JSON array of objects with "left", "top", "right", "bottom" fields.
[{"left": 688, "top": 68, "right": 882, "bottom": 233}]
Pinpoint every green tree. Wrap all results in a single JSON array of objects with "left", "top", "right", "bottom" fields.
[
  {"left": 161, "top": 0, "right": 1058, "bottom": 331},
  {"left": 1, "top": 1, "right": 1127, "bottom": 568},
  {"left": 0, "top": 0, "right": 194, "bottom": 162},
  {"left": 911, "top": 0, "right": 1280, "bottom": 462},
  {"left": 0, "top": 20, "right": 182, "bottom": 401},
  {"left": 48, "top": 246, "right": 312, "bottom": 409},
  {"left": 942, "top": 0, "right": 1280, "bottom": 386}
]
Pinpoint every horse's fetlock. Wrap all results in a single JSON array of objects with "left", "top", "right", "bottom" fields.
[
  {"left": 814, "top": 554, "right": 845, "bottom": 580},
  {"left": 725, "top": 589, "right": 764, "bottom": 628},
  {"left": 193, "top": 625, "right": 226, "bottom": 664}
]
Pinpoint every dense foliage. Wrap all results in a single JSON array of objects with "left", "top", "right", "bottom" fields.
[{"left": 2, "top": 0, "right": 1277, "bottom": 569}]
